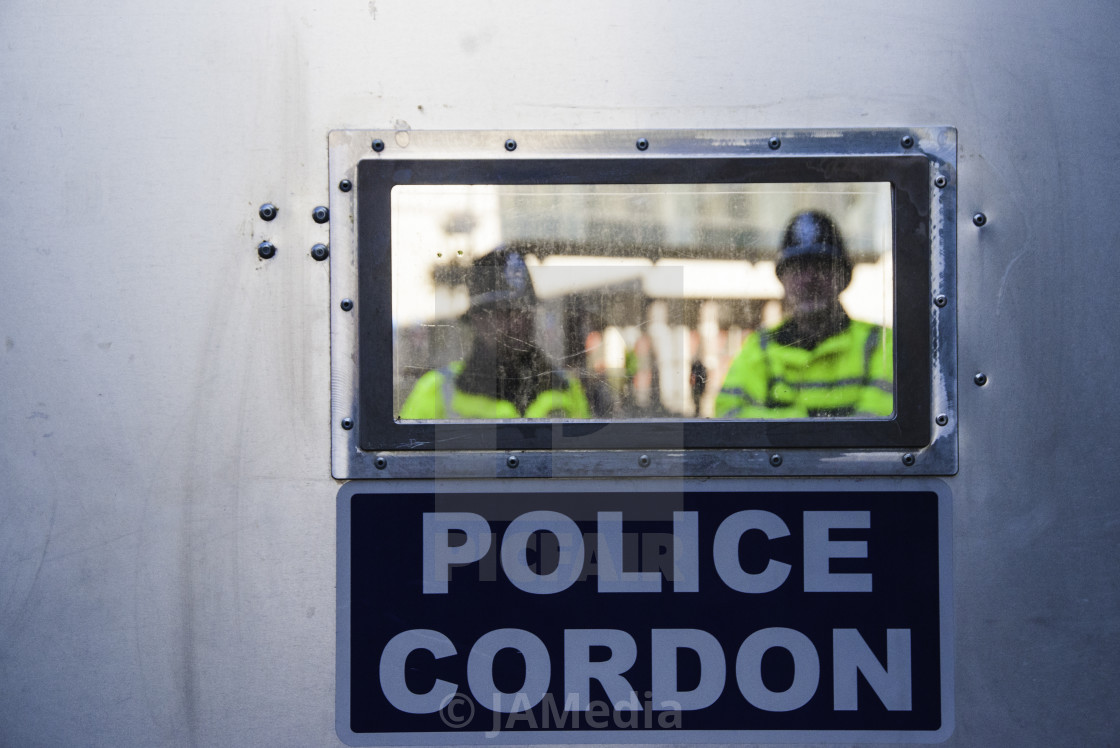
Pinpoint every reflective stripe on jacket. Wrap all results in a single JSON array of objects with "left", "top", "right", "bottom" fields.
[
  {"left": 398, "top": 362, "right": 591, "bottom": 419},
  {"left": 714, "top": 320, "right": 893, "bottom": 418}
]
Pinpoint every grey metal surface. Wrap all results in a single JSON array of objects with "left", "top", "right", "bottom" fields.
[
  {"left": 329, "top": 128, "right": 958, "bottom": 480},
  {"left": 1, "top": 1, "right": 1118, "bottom": 747}
]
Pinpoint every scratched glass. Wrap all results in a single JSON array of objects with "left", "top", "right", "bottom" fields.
[{"left": 391, "top": 183, "right": 893, "bottom": 420}]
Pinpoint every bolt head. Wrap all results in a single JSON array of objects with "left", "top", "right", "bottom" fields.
[
  {"left": 638, "top": 454, "right": 651, "bottom": 468},
  {"left": 974, "top": 372, "right": 988, "bottom": 387},
  {"left": 339, "top": 179, "right": 352, "bottom": 192},
  {"left": 936, "top": 414, "right": 949, "bottom": 426},
  {"left": 311, "top": 243, "right": 329, "bottom": 261},
  {"left": 973, "top": 212, "right": 987, "bottom": 227},
  {"left": 768, "top": 137, "right": 781, "bottom": 150},
  {"left": 258, "top": 203, "right": 278, "bottom": 221},
  {"left": 935, "top": 294, "right": 948, "bottom": 308},
  {"left": 375, "top": 457, "right": 387, "bottom": 470},
  {"left": 372, "top": 139, "right": 385, "bottom": 152},
  {"left": 257, "top": 241, "right": 276, "bottom": 259},
  {"left": 935, "top": 175, "right": 948, "bottom": 188},
  {"left": 902, "top": 453, "right": 916, "bottom": 466},
  {"left": 341, "top": 418, "right": 354, "bottom": 430},
  {"left": 340, "top": 298, "right": 354, "bottom": 312},
  {"left": 504, "top": 139, "right": 517, "bottom": 152},
  {"left": 636, "top": 138, "right": 649, "bottom": 151},
  {"left": 312, "top": 206, "right": 329, "bottom": 224},
  {"left": 506, "top": 455, "right": 519, "bottom": 468},
  {"left": 901, "top": 135, "right": 915, "bottom": 149},
  {"left": 769, "top": 454, "right": 783, "bottom": 467}
]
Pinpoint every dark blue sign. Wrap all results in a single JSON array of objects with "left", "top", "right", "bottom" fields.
[{"left": 337, "top": 480, "right": 952, "bottom": 745}]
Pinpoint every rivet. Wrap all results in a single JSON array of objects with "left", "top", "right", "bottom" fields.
[
  {"left": 638, "top": 454, "right": 651, "bottom": 468},
  {"left": 936, "top": 414, "right": 949, "bottom": 426},
  {"left": 901, "top": 135, "right": 915, "bottom": 149},
  {"left": 339, "top": 179, "right": 352, "bottom": 192},
  {"left": 258, "top": 203, "right": 278, "bottom": 221},
  {"left": 372, "top": 139, "right": 385, "bottom": 152},
  {"left": 257, "top": 241, "right": 276, "bottom": 259},
  {"left": 504, "top": 139, "right": 517, "bottom": 152},
  {"left": 311, "top": 243, "right": 329, "bottom": 261},
  {"left": 769, "top": 454, "right": 783, "bottom": 467},
  {"left": 902, "top": 453, "right": 916, "bottom": 466},
  {"left": 974, "top": 372, "right": 988, "bottom": 387},
  {"left": 312, "top": 206, "right": 330, "bottom": 224},
  {"left": 935, "top": 175, "right": 948, "bottom": 188},
  {"left": 374, "top": 457, "right": 387, "bottom": 470},
  {"left": 636, "top": 138, "right": 649, "bottom": 151},
  {"left": 973, "top": 212, "right": 987, "bottom": 227},
  {"left": 768, "top": 137, "right": 782, "bottom": 150},
  {"left": 340, "top": 298, "right": 354, "bottom": 312},
  {"left": 506, "top": 455, "right": 519, "bottom": 469},
  {"left": 341, "top": 418, "right": 354, "bottom": 430},
  {"left": 935, "top": 294, "right": 948, "bottom": 308}
]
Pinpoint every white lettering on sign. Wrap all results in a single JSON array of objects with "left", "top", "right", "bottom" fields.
[
  {"left": 422, "top": 513, "right": 491, "bottom": 595},
  {"left": 378, "top": 627, "right": 913, "bottom": 714},
  {"left": 500, "top": 511, "right": 585, "bottom": 594},
  {"left": 713, "top": 510, "right": 792, "bottom": 593},
  {"left": 421, "top": 509, "right": 872, "bottom": 594},
  {"left": 803, "top": 511, "right": 873, "bottom": 592},
  {"left": 650, "top": 629, "right": 726, "bottom": 710},
  {"left": 391, "top": 508, "right": 905, "bottom": 717}
]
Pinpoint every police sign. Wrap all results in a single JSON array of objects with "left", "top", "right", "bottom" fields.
[{"left": 337, "top": 479, "right": 952, "bottom": 744}]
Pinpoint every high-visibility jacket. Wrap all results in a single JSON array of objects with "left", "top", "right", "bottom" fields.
[
  {"left": 399, "top": 361, "right": 591, "bottom": 419},
  {"left": 715, "top": 319, "right": 893, "bottom": 418}
]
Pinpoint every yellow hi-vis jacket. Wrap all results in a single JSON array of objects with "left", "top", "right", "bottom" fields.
[
  {"left": 398, "top": 362, "right": 591, "bottom": 419},
  {"left": 714, "top": 319, "right": 894, "bottom": 418}
]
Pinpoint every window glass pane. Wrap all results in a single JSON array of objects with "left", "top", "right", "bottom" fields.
[{"left": 392, "top": 183, "right": 892, "bottom": 421}]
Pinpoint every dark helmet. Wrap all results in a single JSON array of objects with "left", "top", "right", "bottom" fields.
[
  {"left": 466, "top": 246, "right": 537, "bottom": 310},
  {"left": 775, "top": 211, "right": 852, "bottom": 288}
]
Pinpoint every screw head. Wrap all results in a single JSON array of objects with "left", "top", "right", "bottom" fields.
[
  {"left": 974, "top": 372, "right": 988, "bottom": 387},
  {"left": 638, "top": 454, "right": 651, "bottom": 468},
  {"left": 901, "top": 135, "right": 915, "bottom": 149},
  {"left": 258, "top": 203, "right": 278, "bottom": 221},
  {"left": 312, "top": 206, "right": 329, "bottom": 224},
  {"left": 769, "top": 454, "right": 783, "bottom": 467},
  {"left": 935, "top": 294, "right": 948, "bottom": 308},
  {"left": 504, "top": 139, "right": 517, "bottom": 152},
  {"left": 934, "top": 175, "right": 948, "bottom": 188},
  {"left": 768, "top": 137, "right": 781, "bottom": 150},
  {"left": 341, "top": 418, "right": 354, "bottom": 430},
  {"left": 902, "top": 453, "right": 916, "bottom": 466},
  {"left": 311, "top": 243, "right": 329, "bottom": 261},
  {"left": 636, "top": 138, "right": 649, "bottom": 151},
  {"left": 340, "top": 298, "right": 354, "bottom": 312},
  {"left": 936, "top": 414, "right": 949, "bottom": 426},
  {"left": 257, "top": 241, "right": 276, "bottom": 259},
  {"left": 372, "top": 138, "right": 385, "bottom": 152},
  {"left": 375, "top": 457, "right": 387, "bottom": 470},
  {"left": 973, "top": 212, "right": 987, "bottom": 227},
  {"left": 506, "top": 455, "right": 519, "bottom": 469},
  {"left": 339, "top": 179, "right": 352, "bottom": 192}
]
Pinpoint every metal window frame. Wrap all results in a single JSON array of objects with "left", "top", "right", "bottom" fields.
[{"left": 328, "top": 128, "right": 957, "bottom": 479}]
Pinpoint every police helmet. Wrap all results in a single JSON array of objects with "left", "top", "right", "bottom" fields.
[
  {"left": 775, "top": 211, "right": 852, "bottom": 288},
  {"left": 466, "top": 246, "right": 537, "bottom": 310}
]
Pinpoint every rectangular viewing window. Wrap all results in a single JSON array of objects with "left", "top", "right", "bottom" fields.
[
  {"left": 357, "top": 156, "right": 932, "bottom": 452},
  {"left": 391, "top": 182, "right": 893, "bottom": 422}
]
